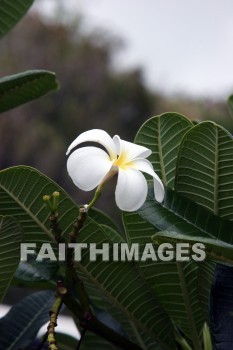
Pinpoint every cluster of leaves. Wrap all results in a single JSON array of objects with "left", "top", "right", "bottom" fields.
[{"left": 0, "top": 1, "right": 233, "bottom": 350}]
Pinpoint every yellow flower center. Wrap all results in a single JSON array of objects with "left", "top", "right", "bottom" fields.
[{"left": 113, "top": 152, "right": 134, "bottom": 169}]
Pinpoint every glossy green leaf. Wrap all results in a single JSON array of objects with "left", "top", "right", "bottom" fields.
[
  {"left": 138, "top": 187, "right": 233, "bottom": 245},
  {"left": 0, "top": 290, "right": 54, "bottom": 350},
  {"left": 0, "top": 166, "right": 122, "bottom": 248},
  {"left": 175, "top": 121, "right": 233, "bottom": 219},
  {"left": 152, "top": 231, "right": 233, "bottom": 265},
  {"left": 0, "top": 0, "right": 34, "bottom": 39},
  {"left": 0, "top": 215, "right": 21, "bottom": 302},
  {"left": 0, "top": 166, "right": 176, "bottom": 349},
  {"left": 0, "top": 70, "right": 59, "bottom": 113},
  {"left": 135, "top": 113, "right": 193, "bottom": 187}
]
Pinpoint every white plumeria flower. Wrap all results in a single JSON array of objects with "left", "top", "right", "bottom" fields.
[{"left": 66, "top": 129, "right": 164, "bottom": 212}]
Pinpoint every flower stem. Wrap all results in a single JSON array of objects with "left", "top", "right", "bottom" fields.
[{"left": 87, "top": 185, "right": 102, "bottom": 210}]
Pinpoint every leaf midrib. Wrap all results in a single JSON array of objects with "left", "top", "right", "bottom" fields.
[{"left": 158, "top": 117, "right": 167, "bottom": 185}]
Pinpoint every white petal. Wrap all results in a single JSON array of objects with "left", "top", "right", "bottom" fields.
[
  {"left": 131, "top": 159, "right": 164, "bottom": 203},
  {"left": 115, "top": 168, "right": 148, "bottom": 212},
  {"left": 66, "top": 129, "right": 117, "bottom": 159},
  {"left": 113, "top": 135, "right": 151, "bottom": 162},
  {"left": 67, "top": 146, "right": 114, "bottom": 191}
]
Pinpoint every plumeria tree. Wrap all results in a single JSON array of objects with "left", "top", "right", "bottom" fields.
[{"left": 0, "top": 1, "right": 233, "bottom": 350}]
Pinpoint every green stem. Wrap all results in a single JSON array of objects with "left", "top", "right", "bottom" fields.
[
  {"left": 49, "top": 211, "right": 63, "bottom": 243},
  {"left": 87, "top": 185, "right": 102, "bottom": 210}
]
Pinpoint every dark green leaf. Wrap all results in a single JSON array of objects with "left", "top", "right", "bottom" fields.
[
  {"left": 0, "top": 166, "right": 120, "bottom": 247},
  {"left": 14, "top": 254, "right": 59, "bottom": 287},
  {"left": 152, "top": 231, "right": 233, "bottom": 265},
  {"left": 0, "top": 0, "right": 34, "bottom": 39},
  {"left": 0, "top": 70, "right": 59, "bottom": 113},
  {"left": 0, "top": 290, "right": 54, "bottom": 350},
  {"left": 138, "top": 187, "right": 233, "bottom": 245},
  {"left": 0, "top": 215, "right": 21, "bottom": 302},
  {"left": 81, "top": 331, "right": 119, "bottom": 350}
]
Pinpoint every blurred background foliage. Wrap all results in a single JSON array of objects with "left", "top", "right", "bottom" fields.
[{"left": 0, "top": 6, "right": 232, "bottom": 219}]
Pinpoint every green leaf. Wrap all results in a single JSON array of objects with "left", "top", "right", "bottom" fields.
[
  {"left": 135, "top": 113, "right": 193, "bottom": 187},
  {"left": 0, "top": 166, "right": 120, "bottom": 247},
  {"left": 197, "top": 262, "right": 216, "bottom": 322},
  {"left": 174, "top": 120, "right": 233, "bottom": 330},
  {"left": 0, "top": 70, "right": 59, "bottom": 113},
  {"left": 0, "top": 290, "right": 54, "bottom": 350},
  {"left": 81, "top": 332, "right": 119, "bottom": 349},
  {"left": 90, "top": 208, "right": 121, "bottom": 234},
  {"left": 0, "top": 166, "right": 176, "bottom": 349},
  {"left": 76, "top": 222, "right": 175, "bottom": 349},
  {"left": 13, "top": 254, "right": 58, "bottom": 288},
  {"left": 123, "top": 186, "right": 230, "bottom": 346},
  {"left": 152, "top": 231, "right": 233, "bottom": 265},
  {"left": 123, "top": 210, "right": 204, "bottom": 349},
  {"left": 138, "top": 186, "right": 233, "bottom": 246},
  {"left": 175, "top": 121, "right": 233, "bottom": 219},
  {"left": 0, "top": 215, "right": 21, "bottom": 302},
  {"left": 0, "top": 0, "right": 34, "bottom": 39}
]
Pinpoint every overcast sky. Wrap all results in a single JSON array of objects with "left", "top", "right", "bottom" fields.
[{"left": 34, "top": 0, "right": 233, "bottom": 98}]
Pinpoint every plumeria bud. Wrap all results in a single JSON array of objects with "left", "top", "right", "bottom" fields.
[
  {"left": 43, "top": 195, "right": 51, "bottom": 202},
  {"left": 52, "top": 191, "right": 60, "bottom": 211},
  {"left": 43, "top": 195, "right": 54, "bottom": 211}
]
